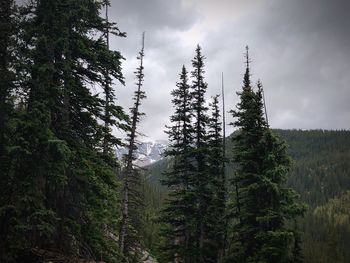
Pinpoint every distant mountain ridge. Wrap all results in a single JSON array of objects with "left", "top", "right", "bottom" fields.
[
  {"left": 116, "top": 140, "right": 167, "bottom": 167},
  {"left": 141, "top": 129, "right": 350, "bottom": 262}
]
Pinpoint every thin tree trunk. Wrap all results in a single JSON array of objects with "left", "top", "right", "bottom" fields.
[
  {"left": 220, "top": 72, "right": 227, "bottom": 262},
  {"left": 103, "top": 3, "right": 110, "bottom": 154},
  {"left": 119, "top": 32, "right": 145, "bottom": 261},
  {"left": 119, "top": 169, "right": 129, "bottom": 261}
]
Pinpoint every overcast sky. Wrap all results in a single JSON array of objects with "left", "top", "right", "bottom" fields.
[{"left": 107, "top": 0, "right": 350, "bottom": 141}]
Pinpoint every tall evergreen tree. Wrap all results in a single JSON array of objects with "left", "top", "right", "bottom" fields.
[
  {"left": 161, "top": 46, "right": 220, "bottom": 263},
  {"left": 161, "top": 65, "right": 196, "bottom": 263},
  {"left": 119, "top": 32, "right": 146, "bottom": 263},
  {"left": 0, "top": 1, "right": 19, "bottom": 261},
  {"left": 0, "top": 0, "right": 15, "bottom": 158},
  {"left": 1, "top": 0, "right": 127, "bottom": 262},
  {"left": 102, "top": 0, "right": 127, "bottom": 156},
  {"left": 190, "top": 45, "right": 211, "bottom": 263},
  {"left": 227, "top": 46, "right": 305, "bottom": 262},
  {"left": 12, "top": 0, "right": 70, "bottom": 257},
  {"left": 207, "top": 95, "right": 226, "bottom": 262}
]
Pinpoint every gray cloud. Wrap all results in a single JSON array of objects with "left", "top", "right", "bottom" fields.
[{"left": 108, "top": 0, "right": 350, "bottom": 141}]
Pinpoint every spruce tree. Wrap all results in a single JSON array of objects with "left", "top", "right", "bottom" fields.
[
  {"left": 161, "top": 65, "right": 196, "bottom": 263},
  {"left": 119, "top": 32, "right": 146, "bottom": 263},
  {"left": 102, "top": 1, "right": 127, "bottom": 156},
  {"left": 0, "top": 1, "right": 19, "bottom": 261},
  {"left": 2, "top": 0, "right": 127, "bottom": 261},
  {"left": 161, "top": 45, "right": 215, "bottom": 263},
  {"left": 190, "top": 44, "right": 210, "bottom": 263},
  {"left": 207, "top": 95, "right": 226, "bottom": 262},
  {"left": 228, "top": 46, "right": 305, "bottom": 262},
  {"left": 13, "top": 0, "right": 70, "bottom": 257},
  {"left": 0, "top": 0, "right": 15, "bottom": 158},
  {"left": 291, "top": 220, "right": 304, "bottom": 263}
]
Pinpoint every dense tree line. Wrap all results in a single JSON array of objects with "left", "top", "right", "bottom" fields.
[
  {"left": 159, "top": 46, "right": 305, "bottom": 263},
  {"left": 225, "top": 47, "right": 305, "bottom": 262},
  {"left": 144, "top": 129, "right": 350, "bottom": 262},
  {"left": 160, "top": 46, "right": 227, "bottom": 263},
  {"left": 0, "top": 1, "right": 144, "bottom": 262},
  {"left": 302, "top": 191, "right": 350, "bottom": 262},
  {"left": 2, "top": 1, "right": 346, "bottom": 263},
  {"left": 277, "top": 129, "right": 350, "bottom": 263}
]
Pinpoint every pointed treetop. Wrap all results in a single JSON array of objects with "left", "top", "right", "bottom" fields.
[
  {"left": 221, "top": 72, "right": 226, "bottom": 142},
  {"left": 194, "top": 44, "right": 205, "bottom": 61},
  {"left": 221, "top": 72, "right": 224, "bottom": 89},
  {"left": 142, "top": 31, "right": 145, "bottom": 50},
  {"left": 179, "top": 65, "right": 188, "bottom": 83},
  {"left": 195, "top": 44, "right": 202, "bottom": 57},
  {"left": 243, "top": 45, "right": 252, "bottom": 89},
  {"left": 258, "top": 80, "right": 269, "bottom": 127},
  {"left": 245, "top": 45, "right": 250, "bottom": 68}
]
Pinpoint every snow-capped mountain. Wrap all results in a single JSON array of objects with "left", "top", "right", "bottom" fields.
[{"left": 115, "top": 140, "right": 167, "bottom": 167}]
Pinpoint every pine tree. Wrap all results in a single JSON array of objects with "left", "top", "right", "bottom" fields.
[
  {"left": 291, "top": 220, "right": 304, "bottom": 263},
  {"left": 227, "top": 46, "right": 305, "bottom": 262},
  {"left": 2, "top": 0, "right": 127, "bottom": 261},
  {"left": 161, "top": 45, "right": 215, "bottom": 263},
  {"left": 13, "top": 0, "right": 70, "bottom": 257},
  {"left": 0, "top": 0, "right": 15, "bottom": 157},
  {"left": 119, "top": 32, "right": 146, "bottom": 263},
  {"left": 207, "top": 95, "right": 226, "bottom": 262},
  {"left": 160, "top": 65, "right": 196, "bottom": 263},
  {"left": 0, "top": 0, "right": 16, "bottom": 172},
  {"left": 190, "top": 44, "right": 210, "bottom": 263},
  {"left": 102, "top": 0, "right": 127, "bottom": 156},
  {"left": 0, "top": 1, "right": 20, "bottom": 261}
]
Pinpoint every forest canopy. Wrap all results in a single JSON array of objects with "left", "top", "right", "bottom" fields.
[{"left": 0, "top": 1, "right": 349, "bottom": 263}]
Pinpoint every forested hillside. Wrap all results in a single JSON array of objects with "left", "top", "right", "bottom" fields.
[
  {"left": 143, "top": 129, "right": 350, "bottom": 262},
  {"left": 1, "top": 1, "right": 348, "bottom": 262}
]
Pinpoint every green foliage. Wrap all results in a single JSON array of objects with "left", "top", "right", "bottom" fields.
[
  {"left": 160, "top": 47, "right": 227, "bottom": 263},
  {"left": 144, "top": 129, "right": 350, "bottom": 263},
  {"left": 141, "top": 180, "right": 167, "bottom": 258},
  {"left": 160, "top": 65, "right": 197, "bottom": 262},
  {"left": 1, "top": 1, "right": 349, "bottom": 261},
  {"left": 275, "top": 129, "right": 350, "bottom": 263},
  {"left": 206, "top": 95, "right": 226, "bottom": 262},
  {"left": 302, "top": 191, "right": 350, "bottom": 263},
  {"left": 118, "top": 32, "right": 146, "bottom": 263},
  {"left": 0, "top": 0, "right": 126, "bottom": 262},
  {"left": 226, "top": 48, "right": 305, "bottom": 262},
  {"left": 189, "top": 45, "right": 213, "bottom": 263}
]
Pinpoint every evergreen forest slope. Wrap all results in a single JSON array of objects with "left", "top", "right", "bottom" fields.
[{"left": 142, "top": 129, "right": 350, "bottom": 263}]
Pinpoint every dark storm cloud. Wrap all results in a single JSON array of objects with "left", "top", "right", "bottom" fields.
[
  {"left": 107, "top": 0, "right": 350, "bottom": 140},
  {"left": 109, "top": 0, "right": 197, "bottom": 55},
  {"left": 111, "top": 0, "right": 196, "bottom": 30},
  {"left": 240, "top": 0, "right": 350, "bottom": 130},
  {"left": 105, "top": 0, "right": 198, "bottom": 140}
]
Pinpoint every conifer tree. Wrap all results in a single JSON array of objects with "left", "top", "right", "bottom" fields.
[
  {"left": 2, "top": 0, "right": 127, "bottom": 261},
  {"left": 291, "top": 220, "right": 304, "bottom": 263},
  {"left": 0, "top": 0, "right": 16, "bottom": 175},
  {"left": 190, "top": 44, "right": 210, "bottom": 263},
  {"left": 207, "top": 95, "right": 226, "bottom": 262},
  {"left": 13, "top": 0, "right": 70, "bottom": 257},
  {"left": 161, "top": 65, "right": 196, "bottom": 263},
  {"left": 162, "top": 46, "right": 215, "bottom": 263},
  {"left": 102, "top": 1, "right": 127, "bottom": 156},
  {"left": 119, "top": 32, "right": 146, "bottom": 263},
  {"left": 0, "top": 0, "right": 15, "bottom": 158},
  {"left": 228, "top": 46, "right": 305, "bottom": 262},
  {"left": 0, "top": 1, "right": 19, "bottom": 261}
]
